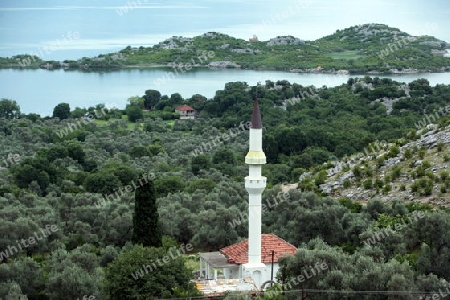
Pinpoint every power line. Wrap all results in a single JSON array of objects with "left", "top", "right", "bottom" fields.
[
  {"left": 155, "top": 288, "right": 447, "bottom": 300},
  {"left": 284, "top": 288, "right": 439, "bottom": 295}
]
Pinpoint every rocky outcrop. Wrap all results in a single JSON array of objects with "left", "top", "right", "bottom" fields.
[
  {"left": 389, "top": 68, "right": 419, "bottom": 74},
  {"left": 158, "top": 36, "right": 193, "bottom": 50},
  {"left": 351, "top": 81, "right": 374, "bottom": 92},
  {"left": 403, "top": 126, "right": 450, "bottom": 149},
  {"left": 230, "top": 48, "right": 261, "bottom": 54},
  {"left": 208, "top": 61, "right": 241, "bottom": 68},
  {"left": 371, "top": 84, "right": 410, "bottom": 114},
  {"left": 315, "top": 126, "right": 450, "bottom": 205},
  {"left": 200, "top": 32, "right": 232, "bottom": 39},
  {"left": 267, "top": 36, "right": 304, "bottom": 46},
  {"left": 352, "top": 24, "right": 405, "bottom": 40},
  {"left": 419, "top": 41, "right": 443, "bottom": 47},
  {"left": 290, "top": 68, "right": 349, "bottom": 74},
  {"left": 431, "top": 49, "right": 448, "bottom": 56},
  {"left": 373, "top": 97, "right": 400, "bottom": 114}
]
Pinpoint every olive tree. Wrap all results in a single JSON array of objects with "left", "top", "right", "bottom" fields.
[
  {"left": 0, "top": 98, "right": 21, "bottom": 119},
  {"left": 104, "top": 244, "right": 199, "bottom": 299},
  {"left": 52, "top": 103, "right": 71, "bottom": 120}
]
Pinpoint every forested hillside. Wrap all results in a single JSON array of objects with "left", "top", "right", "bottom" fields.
[
  {"left": 1, "top": 24, "right": 449, "bottom": 73},
  {"left": 0, "top": 76, "right": 449, "bottom": 299}
]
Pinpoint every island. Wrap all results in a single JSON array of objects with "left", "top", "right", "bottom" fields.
[{"left": 1, "top": 23, "right": 449, "bottom": 74}]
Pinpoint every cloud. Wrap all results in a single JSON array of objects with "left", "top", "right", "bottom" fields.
[
  {"left": 0, "top": 32, "right": 207, "bottom": 53},
  {"left": 46, "top": 33, "right": 199, "bottom": 50},
  {"left": 0, "top": 5, "right": 207, "bottom": 12}
]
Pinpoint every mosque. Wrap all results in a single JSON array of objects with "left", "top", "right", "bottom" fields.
[{"left": 197, "top": 99, "right": 297, "bottom": 294}]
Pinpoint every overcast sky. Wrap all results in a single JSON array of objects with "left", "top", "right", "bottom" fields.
[{"left": 0, "top": 0, "right": 449, "bottom": 59}]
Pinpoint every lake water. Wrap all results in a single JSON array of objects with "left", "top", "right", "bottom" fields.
[{"left": 1, "top": 68, "right": 450, "bottom": 116}]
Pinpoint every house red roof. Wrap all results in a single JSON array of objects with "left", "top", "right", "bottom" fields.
[
  {"left": 220, "top": 234, "right": 297, "bottom": 264},
  {"left": 175, "top": 104, "right": 195, "bottom": 111}
]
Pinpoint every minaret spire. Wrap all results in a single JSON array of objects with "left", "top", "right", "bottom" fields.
[
  {"left": 250, "top": 98, "right": 262, "bottom": 129},
  {"left": 243, "top": 97, "right": 267, "bottom": 285}
]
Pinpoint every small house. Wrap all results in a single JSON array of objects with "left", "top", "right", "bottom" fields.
[
  {"left": 249, "top": 35, "right": 259, "bottom": 42},
  {"left": 175, "top": 104, "right": 196, "bottom": 120}
]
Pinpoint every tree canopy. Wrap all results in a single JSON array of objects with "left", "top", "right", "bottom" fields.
[
  {"left": 52, "top": 102, "right": 71, "bottom": 120},
  {"left": 0, "top": 98, "right": 20, "bottom": 119}
]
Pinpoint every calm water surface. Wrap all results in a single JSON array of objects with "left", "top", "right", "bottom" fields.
[{"left": 1, "top": 68, "right": 450, "bottom": 116}]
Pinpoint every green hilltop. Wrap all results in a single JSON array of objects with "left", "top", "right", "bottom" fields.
[{"left": 1, "top": 23, "right": 449, "bottom": 73}]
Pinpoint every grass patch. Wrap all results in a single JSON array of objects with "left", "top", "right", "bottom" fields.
[
  {"left": 165, "top": 120, "right": 176, "bottom": 127},
  {"left": 93, "top": 119, "right": 109, "bottom": 126},
  {"left": 327, "top": 50, "right": 363, "bottom": 60},
  {"left": 92, "top": 115, "right": 143, "bottom": 131}
]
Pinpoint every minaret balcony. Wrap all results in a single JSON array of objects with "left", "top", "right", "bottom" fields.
[
  {"left": 245, "top": 176, "right": 267, "bottom": 192},
  {"left": 245, "top": 151, "right": 266, "bottom": 164}
]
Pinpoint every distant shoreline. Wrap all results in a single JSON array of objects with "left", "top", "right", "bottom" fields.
[{"left": 2, "top": 62, "right": 450, "bottom": 76}]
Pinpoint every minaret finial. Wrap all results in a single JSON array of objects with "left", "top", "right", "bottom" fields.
[{"left": 251, "top": 98, "right": 262, "bottom": 129}]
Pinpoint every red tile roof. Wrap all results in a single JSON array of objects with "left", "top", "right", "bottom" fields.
[
  {"left": 220, "top": 234, "right": 297, "bottom": 264},
  {"left": 175, "top": 104, "right": 195, "bottom": 111}
]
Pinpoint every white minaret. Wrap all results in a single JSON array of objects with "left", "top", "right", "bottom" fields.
[{"left": 242, "top": 99, "right": 267, "bottom": 286}]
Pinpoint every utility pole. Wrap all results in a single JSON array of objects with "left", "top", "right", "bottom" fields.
[
  {"left": 301, "top": 288, "right": 307, "bottom": 300},
  {"left": 270, "top": 250, "right": 275, "bottom": 286}
]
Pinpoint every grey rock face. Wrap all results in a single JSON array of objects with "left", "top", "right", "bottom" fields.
[
  {"left": 208, "top": 61, "right": 241, "bottom": 68},
  {"left": 267, "top": 36, "right": 304, "bottom": 46}
]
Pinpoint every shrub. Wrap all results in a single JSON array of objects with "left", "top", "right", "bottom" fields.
[
  {"left": 422, "top": 160, "right": 431, "bottom": 169},
  {"left": 376, "top": 157, "right": 385, "bottom": 168},
  {"left": 406, "top": 130, "right": 417, "bottom": 141},
  {"left": 375, "top": 178, "right": 384, "bottom": 189},
  {"left": 363, "top": 179, "right": 373, "bottom": 189},
  {"left": 404, "top": 148, "right": 412, "bottom": 159},
  {"left": 338, "top": 197, "right": 362, "bottom": 213},
  {"left": 84, "top": 171, "right": 121, "bottom": 194},
  {"left": 415, "top": 166, "right": 426, "bottom": 177},
  {"left": 425, "top": 171, "right": 436, "bottom": 181},
  {"left": 126, "top": 105, "right": 143, "bottom": 122},
  {"left": 411, "top": 178, "right": 433, "bottom": 196},
  {"left": 352, "top": 166, "right": 362, "bottom": 178},
  {"left": 382, "top": 184, "right": 392, "bottom": 195},
  {"left": 391, "top": 166, "right": 402, "bottom": 180},
  {"left": 424, "top": 183, "right": 433, "bottom": 196},
  {"left": 388, "top": 145, "right": 400, "bottom": 158},
  {"left": 298, "top": 178, "right": 316, "bottom": 192},
  {"left": 343, "top": 179, "right": 351, "bottom": 188},
  {"left": 417, "top": 149, "right": 426, "bottom": 159},
  {"left": 129, "top": 146, "right": 151, "bottom": 158}
]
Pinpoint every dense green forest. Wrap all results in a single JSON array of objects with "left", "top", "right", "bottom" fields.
[
  {"left": 0, "top": 76, "right": 450, "bottom": 299},
  {"left": 1, "top": 24, "right": 449, "bottom": 73}
]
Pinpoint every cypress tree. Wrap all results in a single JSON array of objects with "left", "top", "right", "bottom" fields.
[{"left": 132, "top": 180, "right": 162, "bottom": 247}]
